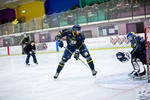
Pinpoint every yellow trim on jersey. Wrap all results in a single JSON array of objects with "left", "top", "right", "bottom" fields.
[
  {"left": 72, "top": 29, "right": 76, "bottom": 39},
  {"left": 59, "top": 64, "right": 64, "bottom": 67},
  {"left": 88, "top": 60, "right": 93, "bottom": 63},
  {"left": 58, "top": 32, "right": 61, "bottom": 35},
  {"left": 131, "top": 32, "right": 136, "bottom": 35},
  {"left": 131, "top": 39, "right": 138, "bottom": 55},
  {"left": 55, "top": 35, "right": 59, "bottom": 42},
  {"left": 56, "top": 36, "right": 60, "bottom": 43},
  {"left": 61, "top": 29, "right": 71, "bottom": 35}
]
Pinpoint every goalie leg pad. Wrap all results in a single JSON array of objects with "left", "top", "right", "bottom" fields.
[
  {"left": 130, "top": 57, "right": 146, "bottom": 79},
  {"left": 136, "top": 58, "right": 145, "bottom": 73},
  {"left": 131, "top": 57, "right": 140, "bottom": 71}
]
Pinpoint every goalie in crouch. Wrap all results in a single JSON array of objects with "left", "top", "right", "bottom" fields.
[
  {"left": 116, "top": 32, "right": 146, "bottom": 79},
  {"left": 54, "top": 24, "right": 97, "bottom": 79}
]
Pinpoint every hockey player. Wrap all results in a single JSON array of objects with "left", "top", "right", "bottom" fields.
[
  {"left": 54, "top": 24, "right": 97, "bottom": 79},
  {"left": 116, "top": 32, "right": 146, "bottom": 79},
  {"left": 21, "top": 33, "right": 30, "bottom": 54},
  {"left": 24, "top": 41, "right": 38, "bottom": 66}
]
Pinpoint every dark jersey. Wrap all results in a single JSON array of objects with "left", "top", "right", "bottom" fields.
[
  {"left": 130, "top": 36, "right": 145, "bottom": 56},
  {"left": 24, "top": 44, "right": 36, "bottom": 53},
  {"left": 56, "top": 28, "right": 85, "bottom": 49},
  {"left": 22, "top": 36, "right": 30, "bottom": 44}
]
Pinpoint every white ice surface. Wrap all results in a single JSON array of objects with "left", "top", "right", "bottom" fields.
[{"left": 0, "top": 48, "right": 150, "bottom": 100}]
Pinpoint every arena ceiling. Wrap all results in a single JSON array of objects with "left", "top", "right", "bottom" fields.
[{"left": 0, "top": 0, "right": 45, "bottom": 10}]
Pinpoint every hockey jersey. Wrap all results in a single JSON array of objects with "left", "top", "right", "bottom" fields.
[
  {"left": 130, "top": 36, "right": 145, "bottom": 56},
  {"left": 55, "top": 28, "right": 85, "bottom": 49}
]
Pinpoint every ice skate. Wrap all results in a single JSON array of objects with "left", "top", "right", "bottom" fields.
[
  {"left": 132, "top": 70, "right": 146, "bottom": 80},
  {"left": 35, "top": 62, "right": 38, "bottom": 65},
  {"left": 26, "top": 63, "right": 30, "bottom": 66},
  {"left": 92, "top": 70, "right": 97, "bottom": 76},
  {"left": 54, "top": 72, "right": 59, "bottom": 79},
  {"left": 135, "top": 70, "right": 147, "bottom": 80},
  {"left": 128, "top": 71, "right": 134, "bottom": 77},
  {"left": 139, "top": 70, "right": 146, "bottom": 76}
]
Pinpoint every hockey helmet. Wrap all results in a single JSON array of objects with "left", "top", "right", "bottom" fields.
[
  {"left": 72, "top": 24, "right": 81, "bottom": 31},
  {"left": 126, "top": 32, "right": 136, "bottom": 41},
  {"left": 116, "top": 52, "right": 130, "bottom": 63}
]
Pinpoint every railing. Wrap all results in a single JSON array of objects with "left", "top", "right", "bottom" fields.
[{"left": 0, "top": 0, "right": 150, "bottom": 36}]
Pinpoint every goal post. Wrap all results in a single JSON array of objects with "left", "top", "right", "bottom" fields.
[{"left": 144, "top": 27, "right": 150, "bottom": 83}]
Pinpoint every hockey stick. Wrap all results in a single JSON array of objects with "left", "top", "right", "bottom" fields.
[{"left": 63, "top": 46, "right": 89, "bottom": 68}]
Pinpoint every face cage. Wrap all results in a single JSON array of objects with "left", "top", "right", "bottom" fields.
[{"left": 128, "top": 35, "right": 133, "bottom": 41}]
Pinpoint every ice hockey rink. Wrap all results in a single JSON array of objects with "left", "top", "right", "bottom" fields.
[{"left": 0, "top": 48, "right": 150, "bottom": 100}]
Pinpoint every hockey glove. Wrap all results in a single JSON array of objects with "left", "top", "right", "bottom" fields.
[
  {"left": 74, "top": 49, "right": 80, "bottom": 60},
  {"left": 58, "top": 40, "right": 64, "bottom": 48},
  {"left": 32, "top": 50, "right": 36, "bottom": 54},
  {"left": 29, "top": 51, "right": 32, "bottom": 54}
]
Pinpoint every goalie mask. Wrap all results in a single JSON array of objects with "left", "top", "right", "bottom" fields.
[{"left": 116, "top": 52, "right": 130, "bottom": 63}]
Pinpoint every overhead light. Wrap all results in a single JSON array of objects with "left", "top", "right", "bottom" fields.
[{"left": 22, "top": 10, "right": 26, "bottom": 14}]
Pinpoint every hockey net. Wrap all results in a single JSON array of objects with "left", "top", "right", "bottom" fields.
[{"left": 144, "top": 27, "right": 150, "bottom": 83}]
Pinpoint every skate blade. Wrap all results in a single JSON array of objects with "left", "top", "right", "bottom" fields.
[{"left": 132, "top": 75, "right": 147, "bottom": 80}]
